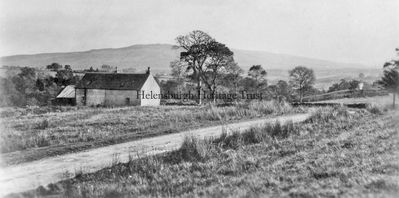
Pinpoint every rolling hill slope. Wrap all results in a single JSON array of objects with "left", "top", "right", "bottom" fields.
[
  {"left": 1, "top": 44, "right": 381, "bottom": 89},
  {"left": 1, "top": 44, "right": 373, "bottom": 72}
]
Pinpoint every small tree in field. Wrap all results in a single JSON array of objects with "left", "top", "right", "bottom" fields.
[
  {"left": 289, "top": 66, "right": 315, "bottom": 102},
  {"left": 46, "top": 63, "right": 62, "bottom": 71},
  {"left": 379, "top": 69, "right": 399, "bottom": 108},
  {"left": 248, "top": 65, "right": 267, "bottom": 82},
  {"left": 220, "top": 62, "right": 243, "bottom": 94},
  {"left": 248, "top": 65, "right": 267, "bottom": 93},
  {"left": 379, "top": 48, "right": 399, "bottom": 108}
]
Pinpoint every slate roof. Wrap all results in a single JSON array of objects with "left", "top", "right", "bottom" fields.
[
  {"left": 56, "top": 85, "right": 75, "bottom": 98},
  {"left": 75, "top": 73, "right": 150, "bottom": 90}
]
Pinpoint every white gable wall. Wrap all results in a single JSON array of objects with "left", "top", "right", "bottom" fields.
[{"left": 140, "top": 75, "right": 161, "bottom": 106}]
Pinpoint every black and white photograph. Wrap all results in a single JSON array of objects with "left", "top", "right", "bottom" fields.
[{"left": 0, "top": 0, "right": 398, "bottom": 197}]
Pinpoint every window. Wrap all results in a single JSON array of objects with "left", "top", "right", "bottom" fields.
[{"left": 125, "top": 98, "right": 130, "bottom": 105}]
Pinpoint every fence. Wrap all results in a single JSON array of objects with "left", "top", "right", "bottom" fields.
[{"left": 301, "top": 89, "right": 388, "bottom": 102}]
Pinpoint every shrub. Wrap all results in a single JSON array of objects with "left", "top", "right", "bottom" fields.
[
  {"left": 35, "top": 119, "right": 49, "bottom": 129},
  {"left": 366, "top": 104, "right": 383, "bottom": 115},
  {"left": 215, "top": 130, "right": 244, "bottom": 149},
  {"left": 241, "top": 128, "right": 264, "bottom": 144},
  {"left": 178, "top": 136, "right": 213, "bottom": 162},
  {"left": 305, "top": 107, "right": 349, "bottom": 124},
  {"left": 213, "top": 120, "right": 298, "bottom": 149},
  {"left": 263, "top": 120, "right": 297, "bottom": 138}
]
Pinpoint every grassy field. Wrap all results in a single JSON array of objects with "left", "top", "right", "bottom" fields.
[
  {"left": 317, "top": 94, "right": 394, "bottom": 106},
  {"left": 13, "top": 106, "right": 399, "bottom": 197},
  {"left": 0, "top": 101, "right": 300, "bottom": 165}
]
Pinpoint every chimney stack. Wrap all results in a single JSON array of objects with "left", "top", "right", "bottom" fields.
[{"left": 146, "top": 67, "right": 151, "bottom": 74}]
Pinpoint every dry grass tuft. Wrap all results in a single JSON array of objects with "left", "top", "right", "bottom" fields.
[
  {"left": 1, "top": 100, "right": 299, "bottom": 164},
  {"left": 14, "top": 107, "right": 399, "bottom": 197}
]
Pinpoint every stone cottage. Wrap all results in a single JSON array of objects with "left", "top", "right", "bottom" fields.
[{"left": 75, "top": 68, "right": 160, "bottom": 106}]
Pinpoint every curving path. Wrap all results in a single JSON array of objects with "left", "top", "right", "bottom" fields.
[{"left": 0, "top": 113, "right": 310, "bottom": 196}]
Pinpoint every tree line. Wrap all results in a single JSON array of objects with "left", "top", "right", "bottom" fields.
[
  {"left": 1, "top": 30, "right": 397, "bottom": 107},
  {"left": 0, "top": 65, "right": 79, "bottom": 106},
  {"left": 162, "top": 30, "right": 318, "bottom": 104},
  {"left": 163, "top": 31, "right": 399, "bottom": 106}
]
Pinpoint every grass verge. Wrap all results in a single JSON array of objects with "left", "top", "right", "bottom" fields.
[
  {"left": 0, "top": 100, "right": 302, "bottom": 165},
  {"left": 12, "top": 106, "right": 399, "bottom": 197}
]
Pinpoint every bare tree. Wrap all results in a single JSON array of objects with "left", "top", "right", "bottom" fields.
[
  {"left": 289, "top": 66, "right": 315, "bottom": 102},
  {"left": 176, "top": 30, "right": 214, "bottom": 104}
]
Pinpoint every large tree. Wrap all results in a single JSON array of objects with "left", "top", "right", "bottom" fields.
[
  {"left": 289, "top": 66, "right": 315, "bottom": 102},
  {"left": 176, "top": 30, "right": 215, "bottom": 104},
  {"left": 200, "top": 41, "right": 234, "bottom": 102}
]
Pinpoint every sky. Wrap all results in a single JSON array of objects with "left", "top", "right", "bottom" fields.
[{"left": 0, "top": 0, "right": 398, "bottom": 66}]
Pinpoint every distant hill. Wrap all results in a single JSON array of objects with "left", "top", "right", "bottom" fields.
[
  {"left": 1, "top": 44, "right": 381, "bottom": 89},
  {"left": 1, "top": 44, "right": 181, "bottom": 73},
  {"left": 1, "top": 43, "right": 374, "bottom": 72}
]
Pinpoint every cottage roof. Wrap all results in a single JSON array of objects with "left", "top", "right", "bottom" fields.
[
  {"left": 75, "top": 73, "right": 150, "bottom": 90},
  {"left": 56, "top": 85, "right": 75, "bottom": 98}
]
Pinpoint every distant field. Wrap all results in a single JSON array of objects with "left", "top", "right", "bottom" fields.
[
  {"left": 317, "top": 94, "right": 394, "bottom": 106},
  {"left": 0, "top": 101, "right": 299, "bottom": 165},
  {"left": 267, "top": 68, "right": 381, "bottom": 90},
  {"left": 17, "top": 107, "right": 399, "bottom": 197}
]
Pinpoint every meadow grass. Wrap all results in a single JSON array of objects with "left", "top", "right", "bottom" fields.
[
  {"left": 14, "top": 106, "right": 399, "bottom": 197},
  {"left": 0, "top": 100, "right": 300, "bottom": 165},
  {"left": 318, "top": 93, "right": 394, "bottom": 106}
]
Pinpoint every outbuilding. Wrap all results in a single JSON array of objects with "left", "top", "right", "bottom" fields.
[
  {"left": 54, "top": 85, "right": 76, "bottom": 105},
  {"left": 75, "top": 68, "right": 161, "bottom": 106}
]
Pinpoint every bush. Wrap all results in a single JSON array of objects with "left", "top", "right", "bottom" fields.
[
  {"left": 305, "top": 107, "right": 349, "bottom": 124},
  {"left": 366, "top": 104, "right": 383, "bottom": 115},
  {"left": 35, "top": 119, "right": 49, "bottom": 129},
  {"left": 179, "top": 136, "right": 213, "bottom": 162},
  {"left": 213, "top": 120, "right": 298, "bottom": 149},
  {"left": 263, "top": 120, "right": 297, "bottom": 138},
  {"left": 213, "top": 130, "right": 244, "bottom": 149}
]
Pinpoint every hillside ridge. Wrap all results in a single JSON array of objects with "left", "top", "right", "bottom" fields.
[{"left": 1, "top": 44, "right": 373, "bottom": 72}]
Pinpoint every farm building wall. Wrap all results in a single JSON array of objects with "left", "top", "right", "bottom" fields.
[
  {"left": 75, "top": 74, "right": 160, "bottom": 106},
  {"left": 76, "top": 88, "right": 85, "bottom": 106},
  {"left": 104, "top": 90, "right": 140, "bottom": 106},
  {"left": 140, "top": 75, "right": 161, "bottom": 106},
  {"left": 76, "top": 88, "right": 140, "bottom": 106},
  {"left": 86, "top": 89, "right": 106, "bottom": 106}
]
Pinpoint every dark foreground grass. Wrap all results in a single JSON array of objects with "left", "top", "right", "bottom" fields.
[{"left": 10, "top": 107, "right": 399, "bottom": 197}]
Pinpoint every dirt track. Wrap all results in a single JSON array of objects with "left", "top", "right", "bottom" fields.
[{"left": 0, "top": 113, "right": 310, "bottom": 196}]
